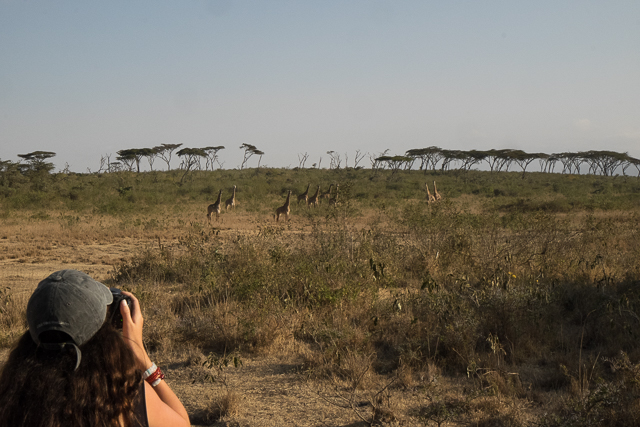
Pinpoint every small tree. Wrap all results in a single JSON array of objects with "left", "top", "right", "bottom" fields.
[
  {"left": 239, "top": 143, "right": 264, "bottom": 169},
  {"left": 353, "top": 150, "right": 367, "bottom": 168},
  {"left": 537, "top": 153, "right": 551, "bottom": 173},
  {"left": 627, "top": 155, "right": 640, "bottom": 177},
  {"left": 622, "top": 154, "right": 639, "bottom": 177},
  {"left": 298, "top": 152, "right": 309, "bottom": 168},
  {"left": 510, "top": 150, "right": 539, "bottom": 178},
  {"left": 154, "top": 143, "right": 183, "bottom": 171},
  {"left": 0, "top": 158, "right": 26, "bottom": 190},
  {"left": 406, "top": 147, "right": 444, "bottom": 171},
  {"left": 142, "top": 147, "right": 160, "bottom": 171},
  {"left": 116, "top": 149, "right": 147, "bottom": 172},
  {"left": 176, "top": 147, "right": 207, "bottom": 183},
  {"left": 584, "top": 150, "right": 627, "bottom": 176},
  {"left": 16, "top": 151, "right": 56, "bottom": 191},
  {"left": 326, "top": 151, "right": 342, "bottom": 169},
  {"left": 374, "top": 155, "right": 413, "bottom": 173},
  {"left": 484, "top": 149, "right": 514, "bottom": 172},
  {"left": 17, "top": 151, "right": 56, "bottom": 174},
  {"left": 439, "top": 149, "right": 466, "bottom": 171},
  {"left": 203, "top": 146, "right": 225, "bottom": 170},
  {"left": 370, "top": 149, "right": 390, "bottom": 170},
  {"left": 459, "top": 150, "right": 487, "bottom": 171}
]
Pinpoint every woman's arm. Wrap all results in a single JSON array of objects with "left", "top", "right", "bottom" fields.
[{"left": 120, "top": 292, "right": 190, "bottom": 427}]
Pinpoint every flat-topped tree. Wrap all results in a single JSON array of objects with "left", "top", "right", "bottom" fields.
[
  {"left": 406, "top": 147, "right": 443, "bottom": 171},
  {"left": 239, "top": 143, "right": 264, "bottom": 169},
  {"left": 553, "top": 152, "right": 583, "bottom": 174},
  {"left": 374, "top": 155, "right": 413, "bottom": 173},
  {"left": 17, "top": 151, "right": 56, "bottom": 174},
  {"left": 116, "top": 149, "right": 149, "bottom": 172},
  {"left": 142, "top": 147, "right": 160, "bottom": 171},
  {"left": 626, "top": 155, "right": 640, "bottom": 177},
  {"left": 176, "top": 147, "right": 207, "bottom": 183},
  {"left": 510, "top": 150, "right": 539, "bottom": 178},
  {"left": 440, "top": 149, "right": 471, "bottom": 171},
  {"left": 483, "top": 149, "right": 515, "bottom": 173},
  {"left": 583, "top": 150, "right": 629, "bottom": 176},
  {"left": 459, "top": 150, "right": 487, "bottom": 171},
  {"left": 203, "top": 146, "right": 225, "bottom": 170},
  {"left": 153, "top": 143, "right": 183, "bottom": 171}
]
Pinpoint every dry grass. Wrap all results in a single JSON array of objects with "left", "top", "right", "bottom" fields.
[{"left": 1, "top": 168, "right": 640, "bottom": 426}]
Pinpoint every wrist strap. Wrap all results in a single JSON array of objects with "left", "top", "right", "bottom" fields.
[
  {"left": 142, "top": 363, "right": 157, "bottom": 380},
  {"left": 146, "top": 366, "right": 165, "bottom": 387}
]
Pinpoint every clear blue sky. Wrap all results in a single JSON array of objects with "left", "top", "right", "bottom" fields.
[{"left": 1, "top": 1, "right": 639, "bottom": 171}]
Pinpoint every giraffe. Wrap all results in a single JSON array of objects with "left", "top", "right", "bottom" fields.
[
  {"left": 275, "top": 190, "right": 292, "bottom": 222},
  {"left": 207, "top": 190, "right": 223, "bottom": 223},
  {"left": 297, "top": 183, "right": 310, "bottom": 205},
  {"left": 425, "top": 183, "right": 436, "bottom": 204},
  {"left": 321, "top": 184, "right": 333, "bottom": 202},
  {"left": 307, "top": 185, "right": 320, "bottom": 208},
  {"left": 329, "top": 184, "right": 339, "bottom": 206},
  {"left": 433, "top": 181, "right": 442, "bottom": 201},
  {"left": 225, "top": 185, "right": 237, "bottom": 210}
]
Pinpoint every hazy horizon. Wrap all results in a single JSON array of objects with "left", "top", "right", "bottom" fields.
[{"left": 2, "top": 1, "right": 639, "bottom": 172}]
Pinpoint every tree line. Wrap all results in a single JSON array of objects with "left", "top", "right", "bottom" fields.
[
  {"left": 2, "top": 146, "right": 639, "bottom": 178},
  {"left": 374, "top": 147, "right": 640, "bottom": 177}
]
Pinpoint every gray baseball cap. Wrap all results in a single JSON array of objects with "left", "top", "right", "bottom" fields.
[{"left": 27, "top": 269, "right": 114, "bottom": 347}]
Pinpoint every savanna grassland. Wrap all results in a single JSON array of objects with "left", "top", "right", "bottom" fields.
[{"left": 1, "top": 167, "right": 640, "bottom": 426}]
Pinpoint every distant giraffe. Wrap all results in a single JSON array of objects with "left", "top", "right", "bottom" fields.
[
  {"left": 225, "top": 185, "right": 237, "bottom": 210},
  {"left": 433, "top": 181, "right": 442, "bottom": 201},
  {"left": 329, "top": 184, "right": 339, "bottom": 206},
  {"left": 207, "top": 190, "right": 223, "bottom": 223},
  {"left": 321, "top": 184, "right": 334, "bottom": 202},
  {"left": 307, "top": 185, "right": 320, "bottom": 208},
  {"left": 275, "top": 190, "right": 292, "bottom": 222},
  {"left": 425, "top": 183, "right": 436, "bottom": 204},
  {"left": 297, "top": 183, "right": 310, "bottom": 205}
]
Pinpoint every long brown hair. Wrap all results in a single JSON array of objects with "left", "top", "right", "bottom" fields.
[{"left": 0, "top": 323, "right": 143, "bottom": 427}]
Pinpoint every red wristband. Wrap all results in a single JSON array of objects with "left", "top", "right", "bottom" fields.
[{"left": 145, "top": 366, "right": 165, "bottom": 386}]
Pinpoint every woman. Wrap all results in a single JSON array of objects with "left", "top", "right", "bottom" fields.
[{"left": 0, "top": 269, "right": 190, "bottom": 427}]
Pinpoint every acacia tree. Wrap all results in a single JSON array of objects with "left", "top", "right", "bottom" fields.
[
  {"left": 554, "top": 152, "right": 582, "bottom": 174},
  {"left": 440, "top": 149, "right": 467, "bottom": 171},
  {"left": 406, "top": 147, "right": 443, "bottom": 172},
  {"left": 143, "top": 147, "right": 160, "bottom": 171},
  {"left": 17, "top": 151, "right": 56, "bottom": 174},
  {"left": 621, "top": 154, "right": 639, "bottom": 176},
  {"left": 626, "top": 155, "right": 640, "bottom": 177},
  {"left": 537, "top": 153, "right": 551, "bottom": 173},
  {"left": 16, "top": 151, "right": 56, "bottom": 191},
  {"left": 116, "top": 149, "right": 148, "bottom": 172},
  {"left": 370, "top": 149, "right": 390, "bottom": 170},
  {"left": 176, "top": 147, "right": 207, "bottom": 183},
  {"left": 484, "top": 149, "right": 517, "bottom": 172},
  {"left": 459, "top": 150, "right": 487, "bottom": 171},
  {"left": 153, "top": 143, "right": 183, "bottom": 171},
  {"left": 374, "top": 155, "right": 413, "bottom": 174},
  {"left": 510, "top": 150, "right": 539, "bottom": 178},
  {"left": 583, "top": 150, "right": 627, "bottom": 176},
  {"left": 239, "top": 143, "right": 264, "bottom": 169},
  {"left": 203, "top": 146, "right": 225, "bottom": 170}
]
